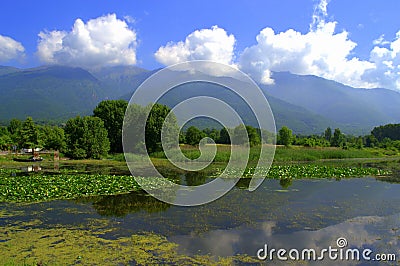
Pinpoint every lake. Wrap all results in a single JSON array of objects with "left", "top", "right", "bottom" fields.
[{"left": 1, "top": 165, "right": 399, "bottom": 265}]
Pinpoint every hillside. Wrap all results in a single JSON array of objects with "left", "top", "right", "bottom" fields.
[
  {"left": 0, "top": 65, "right": 398, "bottom": 135},
  {"left": 88, "top": 66, "right": 150, "bottom": 98},
  {"left": 0, "top": 66, "right": 105, "bottom": 120},
  {"left": 123, "top": 79, "right": 340, "bottom": 135},
  {"left": 0, "top": 66, "right": 20, "bottom": 76},
  {"left": 262, "top": 72, "right": 400, "bottom": 128}
]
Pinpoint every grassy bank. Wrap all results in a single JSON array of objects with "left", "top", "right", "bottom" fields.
[
  {"left": 1, "top": 145, "right": 397, "bottom": 165},
  {"left": 149, "top": 144, "right": 397, "bottom": 162},
  {"left": 273, "top": 146, "right": 388, "bottom": 161}
]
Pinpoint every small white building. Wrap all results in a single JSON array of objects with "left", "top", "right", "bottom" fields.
[{"left": 22, "top": 148, "right": 42, "bottom": 153}]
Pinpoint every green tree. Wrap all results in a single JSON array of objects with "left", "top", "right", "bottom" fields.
[
  {"left": 331, "top": 128, "right": 344, "bottom": 147},
  {"left": 93, "top": 100, "right": 128, "bottom": 153},
  {"left": 17, "top": 117, "right": 40, "bottom": 149},
  {"left": 355, "top": 136, "right": 363, "bottom": 149},
  {"left": 123, "top": 103, "right": 179, "bottom": 154},
  {"left": 0, "top": 126, "right": 9, "bottom": 138},
  {"left": 202, "top": 128, "right": 212, "bottom": 136},
  {"left": 0, "top": 127, "right": 11, "bottom": 150},
  {"left": 304, "top": 137, "right": 316, "bottom": 147},
  {"left": 185, "top": 126, "right": 206, "bottom": 146},
  {"left": 179, "top": 131, "right": 186, "bottom": 144},
  {"left": 278, "top": 126, "right": 293, "bottom": 147},
  {"left": 324, "top": 127, "right": 332, "bottom": 141},
  {"left": 257, "top": 128, "right": 276, "bottom": 144},
  {"left": 218, "top": 127, "right": 231, "bottom": 144},
  {"left": 0, "top": 135, "right": 11, "bottom": 150},
  {"left": 145, "top": 103, "right": 179, "bottom": 153},
  {"left": 364, "top": 134, "right": 377, "bottom": 148},
  {"left": 41, "top": 125, "right": 66, "bottom": 151},
  {"left": 293, "top": 134, "right": 330, "bottom": 147},
  {"left": 232, "top": 124, "right": 248, "bottom": 145},
  {"left": 8, "top": 118, "right": 22, "bottom": 136},
  {"left": 371, "top": 123, "right": 400, "bottom": 142},
  {"left": 123, "top": 104, "right": 148, "bottom": 153},
  {"left": 64, "top": 116, "right": 110, "bottom": 159},
  {"left": 246, "top": 125, "right": 261, "bottom": 147},
  {"left": 208, "top": 128, "right": 220, "bottom": 143},
  {"left": 231, "top": 125, "right": 261, "bottom": 147},
  {"left": 379, "top": 137, "right": 393, "bottom": 149},
  {"left": 392, "top": 140, "right": 400, "bottom": 151}
]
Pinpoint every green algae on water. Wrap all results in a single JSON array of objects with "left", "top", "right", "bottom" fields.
[{"left": 0, "top": 221, "right": 259, "bottom": 265}]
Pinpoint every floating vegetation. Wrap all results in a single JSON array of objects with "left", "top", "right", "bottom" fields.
[
  {"left": 0, "top": 209, "right": 25, "bottom": 218},
  {"left": 0, "top": 164, "right": 392, "bottom": 203},
  {"left": 215, "top": 165, "right": 391, "bottom": 179},
  {"left": 267, "top": 165, "right": 391, "bottom": 179},
  {"left": 0, "top": 220, "right": 259, "bottom": 265},
  {"left": 0, "top": 169, "right": 140, "bottom": 203}
]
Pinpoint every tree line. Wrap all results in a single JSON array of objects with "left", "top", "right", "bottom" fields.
[
  {"left": 0, "top": 100, "right": 182, "bottom": 159},
  {"left": 278, "top": 125, "right": 400, "bottom": 150},
  {"left": 1, "top": 100, "right": 399, "bottom": 159}
]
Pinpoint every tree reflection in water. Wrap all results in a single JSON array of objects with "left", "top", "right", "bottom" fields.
[
  {"left": 74, "top": 169, "right": 256, "bottom": 217},
  {"left": 75, "top": 191, "right": 171, "bottom": 217}
]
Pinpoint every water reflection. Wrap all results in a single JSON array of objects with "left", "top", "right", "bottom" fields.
[
  {"left": 279, "top": 177, "right": 292, "bottom": 189},
  {"left": 59, "top": 163, "right": 131, "bottom": 175},
  {"left": 376, "top": 175, "right": 400, "bottom": 184},
  {"left": 71, "top": 177, "right": 254, "bottom": 218},
  {"left": 20, "top": 165, "right": 41, "bottom": 173},
  {"left": 234, "top": 178, "right": 251, "bottom": 189},
  {"left": 1, "top": 177, "right": 400, "bottom": 264},
  {"left": 75, "top": 192, "right": 171, "bottom": 217},
  {"left": 154, "top": 165, "right": 214, "bottom": 186},
  {"left": 2, "top": 158, "right": 400, "bottom": 263},
  {"left": 170, "top": 213, "right": 400, "bottom": 265}
]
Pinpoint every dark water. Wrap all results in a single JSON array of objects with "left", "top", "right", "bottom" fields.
[{"left": 1, "top": 174, "right": 399, "bottom": 265}]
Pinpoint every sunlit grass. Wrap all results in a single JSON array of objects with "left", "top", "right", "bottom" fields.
[{"left": 150, "top": 144, "right": 395, "bottom": 163}]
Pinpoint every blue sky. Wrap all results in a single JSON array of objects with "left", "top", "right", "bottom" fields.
[{"left": 1, "top": 0, "right": 400, "bottom": 90}]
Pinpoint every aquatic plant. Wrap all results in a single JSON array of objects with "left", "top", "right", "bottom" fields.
[
  {"left": 214, "top": 164, "right": 391, "bottom": 179},
  {"left": 0, "top": 170, "right": 140, "bottom": 202},
  {"left": 0, "top": 220, "right": 259, "bottom": 265},
  {"left": 0, "top": 164, "right": 392, "bottom": 203}
]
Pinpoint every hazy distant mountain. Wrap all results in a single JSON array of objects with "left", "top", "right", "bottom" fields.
[
  {"left": 262, "top": 72, "right": 400, "bottom": 128},
  {"left": 0, "top": 65, "right": 398, "bottom": 135},
  {"left": 88, "top": 65, "right": 151, "bottom": 98},
  {"left": 0, "top": 66, "right": 20, "bottom": 76},
  {"left": 0, "top": 65, "right": 104, "bottom": 120},
  {"left": 120, "top": 74, "right": 341, "bottom": 134},
  {"left": 0, "top": 65, "right": 156, "bottom": 122}
]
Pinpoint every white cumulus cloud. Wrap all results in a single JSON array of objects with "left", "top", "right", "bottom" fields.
[
  {"left": 154, "top": 1, "right": 391, "bottom": 89},
  {"left": 310, "top": 0, "right": 329, "bottom": 31},
  {"left": 238, "top": 0, "right": 376, "bottom": 88},
  {"left": 372, "top": 34, "right": 390, "bottom": 46},
  {"left": 239, "top": 22, "right": 375, "bottom": 87},
  {"left": 155, "top": 25, "right": 236, "bottom": 66},
  {"left": 237, "top": 0, "right": 400, "bottom": 90},
  {"left": 37, "top": 14, "right": 137, "bottom": 68},
  {"left": 0, "top": 34, "right": 25, "bottom": 63},
  {"left": 364, "top": 31, "right": 400, "bottom": 89}
]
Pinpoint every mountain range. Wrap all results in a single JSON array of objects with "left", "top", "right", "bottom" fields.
[{"left": 0, "top": 65, "right": 399, "bottom": 135}]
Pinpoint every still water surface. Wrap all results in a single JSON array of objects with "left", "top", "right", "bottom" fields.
[{"left": 1, "top": 171, "right": 399, "bottom": 264}]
